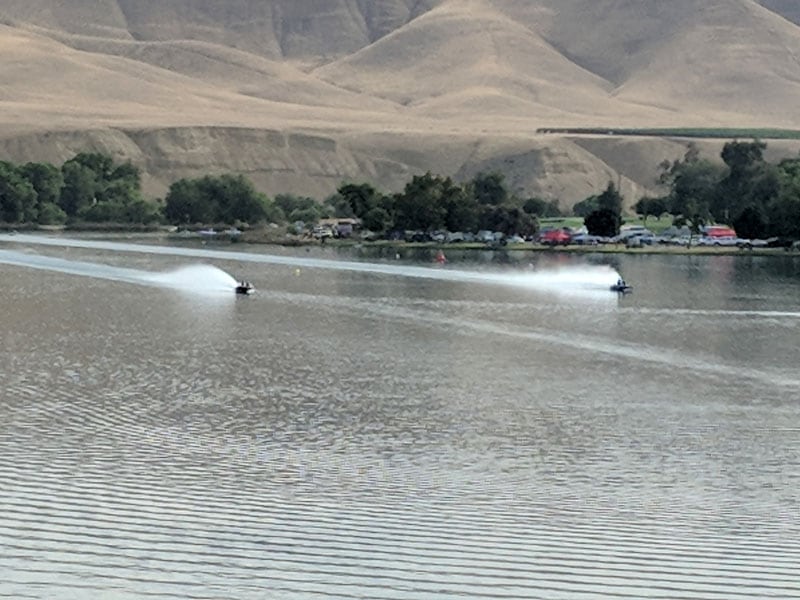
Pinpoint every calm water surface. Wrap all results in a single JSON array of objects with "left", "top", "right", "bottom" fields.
[{"left": 0, "top": 236, "right": 798, "bottom": 599}]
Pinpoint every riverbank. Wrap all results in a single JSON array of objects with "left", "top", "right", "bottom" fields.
[
  {"left": 4, "top": 225, "right": 798, "bottom": 257},
  {"left": 234, "top": 231, "right": 799, "bottom": 258}
]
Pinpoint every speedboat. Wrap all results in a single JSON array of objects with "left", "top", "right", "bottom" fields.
[
  {"left": 610, "top": 281, "right": 633, "bottom": 293},
  {"left": 235, "top": 281, "right": 255, "bottom": 295}
]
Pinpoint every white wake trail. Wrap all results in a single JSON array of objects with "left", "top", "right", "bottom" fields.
[
  {"left": 0, "top": 234, "right": 622, "bottom": 298},
  {"left": 0, "top": 248, "right": 239, "bottom": 295}
]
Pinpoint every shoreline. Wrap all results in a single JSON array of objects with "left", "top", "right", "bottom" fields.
[
  {"left": 235, "top": 235, "right": 800, "bottom": 258},
  {"left": 3, "top": 226, "right": 798, "bottom": 257}
]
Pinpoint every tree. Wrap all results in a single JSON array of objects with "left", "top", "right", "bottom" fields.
[
  {"left": 471, "top": 172, "right": 508, "bottom": 206},
  {"left": 110, "top": 162, "right": 141, "bottom": 188},
  {"left": 715, "top": 140, "right": 776, "bottom": 222},
  {"left": 572, "top": 196, "right": 599, "bottom": 217},
  {"left": 65, "top": 153, "right": 114, "bottom": 180},
  {"left": 37, "top": 202, "right": 67, "bottom": 225},
  {"left": 393, "top": 172, "right": 448, "bottom": 231},
  {"left": 440, "top": 178, "right": 478, "bottom": 233},
  {"left": 361, "top": 207, "right": 391, "bottom": 233},
  {"left": 323, "top": 192, "right": 355, "bottom": 218},
  {"left": 732, "top": 205, "right": 767, "bottom": 240},
  {"left": 164, "top": 178, "right": 213, "bottom": 224},
  {"left": 59, "top": 162, "right": 97, "bottom": 217},
  {"left": 634, "top": 196, "right": 667, "bottom": 223},
  {"left": 584, "top": 208, "right": 620, "bottom": 237},
  {"left": 57, "top": 153, "right": 153, "bottom": 222},
  {"left": 767, "top": 157, "right": 800, "bottom": 238},
  {"left": 20, "top": 162, "right": 63, "bottom": 207},
  {"left": 660, "top": 147, "right": 723, "bottom": 228},
  {"left": 721, "top": 140, "right": 766, "bottom": 174},
  {"left": 288, "top": 207, "right": 320, "bottom": 226},
  {"left": 274, "top": 194, "right": 316, "bottom": 217},
  {"left": 479, "top": 205, "right": 537, "bottom": 237},
  {"left": 214, "top": 174, "right": 268, "bottom": 224},
  {"left": 163, "top": 174, "right": 273, "bottom": 225},
  {"left": 523, "top": 197, "right": 562, "bottom": 217},
  {"left": 597, "top": 181, "right": 623, "bottom": 216},
  {"left": 338, "top": 183, "right": 380, "bottom": 219},
  {"left": 0, "top": 161, "right": 37, "bottom": 223}
]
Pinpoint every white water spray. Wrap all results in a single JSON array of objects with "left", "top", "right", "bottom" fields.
[
  {"left": 0, "top": 234, "right": 622, "bottom": 297},
  {"left": 0, "top": 249, "right": 240, "bottom": 296},
  {"left": 143, "top": 264, "right": 239, "bottom": 293},
  {"left": 494, "top": 265, "right": 620, "bottom": 292}
]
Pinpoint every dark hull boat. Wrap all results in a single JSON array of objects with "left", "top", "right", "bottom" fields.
[
  {"left": 610, "top": 283, "right": 633, "bottom": 293},
  {"left": 235, "top": 281, "right": 255, "bottom": 295}
]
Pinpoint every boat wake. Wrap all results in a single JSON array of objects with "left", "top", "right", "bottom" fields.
[
  {"left": 143, "top": 264, "right": 239, "bottom": 293},
  {"left": 0, "top": 249, "right": 240, "bottom": 296},
  {"left": 495, "top": 265, "right": 621, "bottom": 293},
  {"left": 0, "top": 235, "right": 623, "bottom": 300}
]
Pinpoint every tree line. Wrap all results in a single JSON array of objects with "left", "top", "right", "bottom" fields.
[
  {"left": 0, "top": 153, "right": 562, "bottom": 236},
  {"left": 568, "top": 140, "right": 800, "bottom": 239},
  {"left": 161, "top": 170, "right": 566, "bottom": 237},
  {"left": 0, "top": 153, "right": 159, "bottom": 226},
  {"left": 2, "top": 142, "right": 799, "bottom": 240},
  {"left": 633, "top": 141, "right": 800, "bottom": 239}
]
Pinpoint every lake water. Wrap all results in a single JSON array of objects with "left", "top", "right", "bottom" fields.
[{"left": 1, "top": 234, "right": 798, "bottom": 599}]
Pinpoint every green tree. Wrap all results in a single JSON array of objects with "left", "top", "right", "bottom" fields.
[
  {"left": 479, "top": 205, "right": 537, "bottom": 237},
  {"left": 523, "top": 197, "right": 562, "bottom": 217},
  {"left": 584, "top": 208, "right": 620, "bottom": 237},
  {"left": 288, "top": 207, "right": 320, "bottom": 226},
  {"left": 715, "top": 140, "right": 777, "bottom": 222},
  {"left": 58, "top": 153, "right": 153, "bottom": 222},
  {"left": 768, "top": 157, "right": 800, "bottom": 238},
  {"left": 0, "top": 161, "right": 37, "bottom": 223},
  {"left": 471, "top": 172, "right": 508, "bottom": 206},
  {"left": 37, "top": 202, "right": 67, "bottom": 225},
  {"left": 721, "top": 140, "right": 766, "bottom": 174},
  {"left": 393, "top": 172, "right": 448, "bottom": 231},
  {"left": 214, "top": 174, "right": 268, "bottom": 224},
  {"left": 164, "top": 174, "right": 272, "bottom": 225},
  {"left": 440, "top": 178, "right": 478, "bottom": 233},
  {"left": 660, "top": 147, "right": 723, "bottom": 227},
  {"left": 59, "top": 161, "right": 98, "bottom": 217},
  {"left": 21, "top": 162, "right": 63, "bottom": 207},
  {"left": 634, "top": 196, "right": 667, "bottom": 223},
  {"left": 361, "top": 206, "right": 391, "bottom": 233},
  {"left": 338, "top": 183, "right": 380, "bottom": 219},
  {"left": 110, "top": 162, "right": 141, "bottom": 188},
  {"left": 572, "top": 196, "right": 599, "bottom": 217},
  {"left": 732, "top": 205, "right": 767, "bottom": 240},
  {"left": 323, "top": 192, "right": 355, "bottom": 218},
  {"left": 65, "top": 153, "right": 114, "bottom": 180},
  {"left": 597, "top": 181, "right": 623, "bottom": 216},
  {"left": 274, "top": 194, "right": 316, "bottom": 217},
  {"left": 164, "top": 178, "right": 213, "bottom": 224}
]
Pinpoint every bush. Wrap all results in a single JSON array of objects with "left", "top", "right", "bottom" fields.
[{"left": 37, "top": 202, "right": 67, "bottom": 225}]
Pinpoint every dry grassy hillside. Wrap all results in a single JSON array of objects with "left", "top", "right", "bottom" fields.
[{"left": 2, "top": 0, "right": 800, "bottom": 209}]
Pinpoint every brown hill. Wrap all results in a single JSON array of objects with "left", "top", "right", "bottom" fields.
[{"left": 1, "top": 0, "right": 800, "bottom": 209}]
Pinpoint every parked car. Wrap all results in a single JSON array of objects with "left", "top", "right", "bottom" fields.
[
  {"left": 765, "top": 237, "right": 797, "bottom": 249},
  {"left": 736, "top": 238, "right": 768, "bottom": 248},
  {"left": 312, "top": 225, "right": 334, "bottom": 239},
  {"left": 446, "top": 231, "right": 466, "bottom": 243},
  {"left": 571, "top": 233, "right": 602, "bottom": 246},
  {"left": 538, "top": 229, "right": 572, "bottom": 246},
  {"left": 698, "top": 236, "right": 740, "bottom": 246}
]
